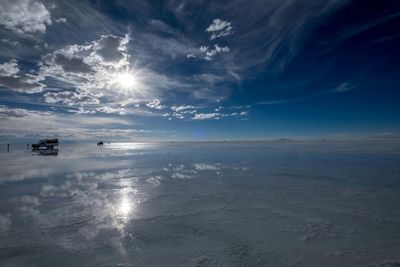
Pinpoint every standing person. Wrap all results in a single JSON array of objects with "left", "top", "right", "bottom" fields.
[{"left": 7, "top": 143, "right": 10, "bottom": 152}]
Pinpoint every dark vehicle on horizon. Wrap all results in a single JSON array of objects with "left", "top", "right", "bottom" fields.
[{"left": 31, "top": 138, "right": 59, "bottom": 150}]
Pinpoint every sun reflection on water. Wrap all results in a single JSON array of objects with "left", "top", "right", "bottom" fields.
[
  {"left": 113, "top": 185, "right": 139, "bottom": 226},
  {"left": 118, "top": 195, "right": 133, "bottom": 216},
  {"left": 107, "top": 142, "right": 156, "bottom": 151}
]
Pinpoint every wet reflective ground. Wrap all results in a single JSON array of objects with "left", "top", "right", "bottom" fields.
[{"left": 1, "top": 141, "right": 400, "bottom": 266}]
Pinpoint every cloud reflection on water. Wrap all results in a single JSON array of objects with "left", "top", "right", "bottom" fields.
[{"left": 1, "top": 142, "right": 400, "bottom": 266}]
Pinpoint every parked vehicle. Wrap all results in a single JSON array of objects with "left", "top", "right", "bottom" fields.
[{"left": 32, "top": 138, "right": 59, "bottom": 150}]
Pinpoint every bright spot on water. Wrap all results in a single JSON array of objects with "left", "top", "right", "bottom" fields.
[{"left": 119, "top": 196, "right": 132, "bottom": 216}]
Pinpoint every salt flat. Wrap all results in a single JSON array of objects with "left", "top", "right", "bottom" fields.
[{"left": 0, "top": 141, "right": 400, "bottom": 266}]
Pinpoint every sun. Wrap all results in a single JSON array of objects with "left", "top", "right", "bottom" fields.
[{"left": 116, "top": 72, "right": 137, "bottom": 88}]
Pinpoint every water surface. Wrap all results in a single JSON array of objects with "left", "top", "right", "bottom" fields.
[{"left": 1, "top": 141, "right": 400, "bottom": 266}]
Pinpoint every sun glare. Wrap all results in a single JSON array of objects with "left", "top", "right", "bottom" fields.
[{"left": 116, "top": 72, "right": 137, "bottom": 88}]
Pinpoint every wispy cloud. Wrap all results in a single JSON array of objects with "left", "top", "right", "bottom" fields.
[
  {"left": 330, "top": 82, "right": 352, "bottom": 93},
  {"left": 319, "top": 11, "right": 400, "bottom": 53}
]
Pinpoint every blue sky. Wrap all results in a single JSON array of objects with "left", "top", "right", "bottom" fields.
[{"left": 0, "top": 0, "right": 399, "bottom": 141}]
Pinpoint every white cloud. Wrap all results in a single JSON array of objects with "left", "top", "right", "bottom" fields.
[
  {"left": 193, "top": 163, "right": 220, "bottom": 171},
  {"left": 40, "top": 34, "right": 131, "bottom": 94},
  {"left": 193, "top": 113, "right": 220, "bottom": 120},
  {"left": 0, "top": 105, "right": 50, "bottom": 118},
  {"left": 188, "top": 45, "right": 230, "bottom": 61},
  {"left": 146, "top": 176, "right": 162, "bottom": 186},
  {"left": 0, "top": 74, "right": 45, "bottom": 93},
  {"left": 67, "top": 107, "right": 96, "bottom": 114},
  {"left": 55, "top": 17, "right": 67, "bottom": 23},
  {"left": 96, "top": 106, "right": 127, "bottom": 115},
  {"left": 1, "top": 38, "right": 20, "bottom": 47},
  {"left": 0, "top": 59, "right": 19, "bottom": 76},
  {"left": 93, "top": 34, "right": 130, "bottom": 65},
  {"left": 38, "top": 34, "right": 140, "bottom": 106},
  {"left": 164, "top": 105, "right": 251, "bottom": 121},
  {"left": 146, "top": 99, "right": 166, "bottom": 110},
  {"left": 0, "top": 0, "right": 52, "bottom": 35},
  {"left": 206, "top": 18, "right": 233, "bottom": 40},
  {"left": 0, "top": 105, "right": 141, "bottom": 140},
  {"left": 44, "top": 91, "right": 100, "bottom": 106},
  {"left": 0, "top": 59, "right": 45, "bottom": 93},
  {"left": 167, "top": 105, "right": 198, "bottom": 119},
  {"left": 171, "top": 105, "right": 195, "bottom": 112},
  {"left": 39, "top": 34, "right": 179, "bottom": 110},
  {"left": 198, "top": 45, "right": 230, "bottom": 61},
  {"left": 200, "top": 46, "right": 208, "bottom": 53}
]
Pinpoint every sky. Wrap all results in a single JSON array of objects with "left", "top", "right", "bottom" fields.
[{"left": 0, "top": 0, "right": 399, "bottom": 142}]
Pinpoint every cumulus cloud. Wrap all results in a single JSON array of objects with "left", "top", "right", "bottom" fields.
[
  {"left": 161, "top": 104, "right": 197, "bottom": 120},
  {"left": 0, "top": 59, "right": 45, "bottom": 93},
  {"left": 67, "top": 107, "right": 96, "bottom": 115},
  {"left": 38, "top": 34, "right": 135, "bottom": 106},
  {"left": 40, "top": 34, "right": 130, "bottom": 92},
  {"left": 38, "top": 33, "right": 177, "bottom": 110},
  {"left": 55, "top": 17, "right": 67, "bottom": 23},
  {"left": 0, "top": 75, "right": 45, "bottom": 93},
  {"left": 193, "top": 113, "right": 220, "bottom": 120},
  {"left": 206, "top": 18, "right": 233, "bottom": 40},
  {"left": 93, "top": 35, "right": 130, "bottom": 64},
  {"left": 0, "top": 0, "right": 52, "bottom": 35},
  {"left": 187, "top": 45, "right": 230, "bottom": 61},
  {"left": 146, "top": 99, "right": 166, "bottom": 110},
  {"left": 193, "top": 163, "right": 220, "bottom": 171},
  {"left": 96, "top": 106, "right": 127, "bottom": 115},
  {"left": 159, "top": 101, "right": 251, "bottom": 121},
  {"left": 44, "top": 91, "right": 100, "bottom": 106},
  {"left": 53, "top": 54, "right": 94, "bottom": 74},
  {"left": 171, "top": 105, "right": 196, "bottom": 112},
  {"left": 199, "top": 45, "right": 230, "bottom": 61},
  {"left": 0, "top": 59, "right": 19, "bottom": 76}
]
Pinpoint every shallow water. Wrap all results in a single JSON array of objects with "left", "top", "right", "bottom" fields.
[{"left": 1, "top": 141, "right": 400, "bottom": 266}]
